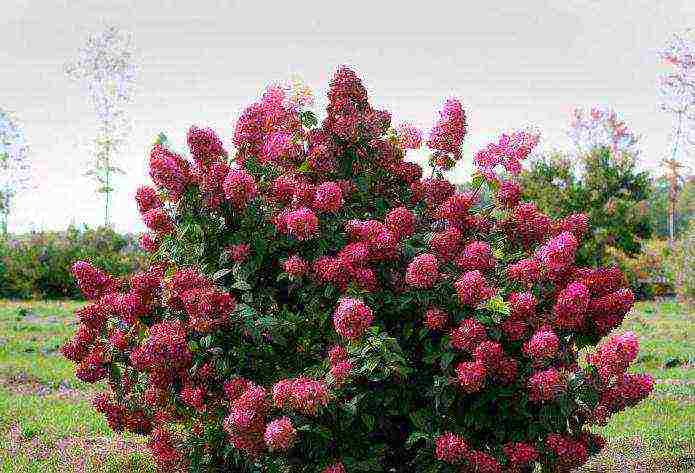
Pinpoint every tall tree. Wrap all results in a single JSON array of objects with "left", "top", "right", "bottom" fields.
[
  {"left": 65, "top": 25, "right": 137, "bottom": 226},
  {"left": 657, "top": 29, "right": 695, "bottom": 242},
  {"left": 0, "top": 108, "right": 30, "bottom": 235}
]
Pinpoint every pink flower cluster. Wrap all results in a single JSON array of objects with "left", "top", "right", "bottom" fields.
[
  {"left": 62, "top": 66, "right": 653, "bottom": 472},
  {"left": 427, "top": 98, "right": 467, "bottom": 162},
  {"left": 332, "top": 298, "right": 374, "bottom": 340},
  {"left": 272, "top": 377, "right": 330, "bottom": 415},
  {"left": 474, "top": 129, "right": 540, "bottom": 181}
]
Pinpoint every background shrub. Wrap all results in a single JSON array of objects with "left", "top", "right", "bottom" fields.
[
  {"left": 519, "top": 148, "right": 653, "bottom": 267},
  {"left": 604, "top": 239, "right": 673, "bottom": 300},
  {"left": 666, "top": 221, "right": 695, "bottom": 304},
  {"left": 0, "top": 226, "right": 146, "bottom": 299}
]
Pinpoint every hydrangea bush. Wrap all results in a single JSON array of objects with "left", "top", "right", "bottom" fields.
[{"left": 63, "top": 68, "right": 652, "bottom": 472}]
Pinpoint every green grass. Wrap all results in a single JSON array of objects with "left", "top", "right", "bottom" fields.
[
  {"left": 0, "top": 299, "right": 692, "bottom": 471},
  {"left": 0, "top": 300, "right": 153, "bottom": 472}
]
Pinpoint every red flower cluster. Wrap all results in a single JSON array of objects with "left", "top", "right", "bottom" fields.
[
  {"left": 332, "top": 297, "right": 374, "bottom": 340},
  {"left": 63, "top": 67, "right": 651, "bottom": 472},
  {"left": 427, "top": 98, "right": 467, "bottom": 163},
  {"left": 272, "top": 377, "right": 330, "bottom": 415}
]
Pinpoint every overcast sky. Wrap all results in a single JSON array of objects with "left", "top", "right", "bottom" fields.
[{"left": 2, "top": 0, "right": 693, "bottom": 233}]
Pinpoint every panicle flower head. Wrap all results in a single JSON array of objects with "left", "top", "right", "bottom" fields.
[
  {"left": 497, "top": 180, "right": 521, "bottom": 208},
  {"left": 226, "top": 243, "right": 251, "bottom": 263},
  {"left": 131, "top": 320, "right": 192, "bottom": 370},
  {"left": 467, "top": 450, "right": 503, "bottom": 473},
  {"left": 71, "top": 261, "right": 118, "bottom": 300},
  {"left": 272, "top": 377, "right": 329, "bottom": 415},
  {"left": 475, "top": 129, "right": 539, "bottom": 181},
  {"left": 182, "top": 287, "right": 236, "bottom": 333},
  {"left": 149, "top": 144, "right": 190, "bottom": 200},
  {"left": 187, "top": 125, "right": 226, "bottom": 165},
  {"left": 429, "top": 227, "right": 462, "bottom": 260},
  {"left": 506, "top": 258, "right": 541, "bottom": 287},
  {"left": 536, "top": 231, "right": 578, "bottom": 274},
  {"left": 114, "top": 290, "right": 149, "bottom": 325},
  {"left": 504, "top": 203, "right": 551, "bottom": 248},
  {"left": 587, "top": 287, "right": 634, "bottom": 336},
  {"left": 385, "top": 206, "right": 415, "bottom": 239},
  {"left": 61, "top": 325, "right": 98, "bottom": 362},
  {"left": 496, "top": 357, "right": 519, "bottom": 384},
  {"left": 149, "top": 427, "right": 185, "bottom": 470},
  {"left": 586, "top": 331, "right": 640, "bottom": 381},
  {"left": 329, "top": 360, "right": 353, "bottom": 386},
  {"left": 454, "top": 270, "right": 497, "bottom": 307},
  {"left": 223, "top": 168, "right": 258, "bottom": 209},
  {"left": 545, "top": 434, "right": 589, "bottom": 469},
  {"left": 76, "top": 303, "right": 108, "bottom": 330},
  {"left": 427, "top": 98, "right": 467, "bottom": 159},
  {"left": 424, "top": 307, "right": 449, "bottom": 331},
  {"left": 435, "top": 192, "right": 477, "bottom": 226},
  {"left": 455, "top": 241, "right": 496, "bottom": 271},
  {"left": 456, "top": 361, "right": 487, "bottom": 393},
  {"left": 328, "top": 345, "right": 348, "bottom": 365},
  {"left": 283, "top": 254, "right": 308, "bottom": 277},
  {"left": 503, "top": 442, "right": 539, "bottom": 467},
  {"left": 405, "top": 253, "right": 440, "bottom": 288},
  {"left": 435, "top": 431, "right": 468, "bottom": 464},
  {"left": 555, "top": 213, "right": 589, "bottom": 240},
  {"left": 135, "top": 186, "right": 162, "bottom": 214},
  {"left": 412, "top": 178, "right": 456, "bottom": 208},
  {"left": 264, "top": 417, "right": 296, "bottom": 451},
  {"left": 599, "top": 373, "right": 654, "bottom": 412},
  {"left": 333, "top": 298, "right": 374, "bottom": 340},
  {"left": 166, "top": 267, "right": 212, "bottom": 311},
  {"left": 224, "top": 378, "right": 253, "bottom": 401},
  {"left": 528, "top": 368, "right": 567, "bottom": 402},
  {"left": 523, "top": 327, "right": 560, "bottom": 362},
  {"left": 180, "top": 383, "right": 206, "bottom": 411},
  {"left": 509, "top": 291, "right": 537, "bottom": 318},
  {"left": 75, "top": 344, "right": 108, "bottom": 383},
  {"left": 260, "top": 131, "right": 301, "bottom": 166},
  {"left": 474, "top": 341, "right": 504, "bottom": 369},
  {"left": 313, "top": 181, "right": 344, "bottom": 213},
  {"left": 142, "top": 208, "right": 174, "bottom": 237},
  {"left": 284, "top": 207, "right": 319, "bottom": 240},
  {"left": 396, "top": 122, "right": 422, "bottom": 149},
  {"left": 139, "top": 232, "right": 159, "bottom": 253},
  {"left": 450, "top": 318, "right": 487, "bottom": 352},
  {"left": 93, "top": 392, "right": 126, "bottom": 432},
  {"left": 553, "top": 281, "right": 590, "bottom": 330}
]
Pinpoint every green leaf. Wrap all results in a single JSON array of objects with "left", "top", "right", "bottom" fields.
[
  {"left": 405, "top": 431, "right": 429, "bottom": 448},
  {"left": 300, "top": 110, "right": 318, "bottom": 128}
]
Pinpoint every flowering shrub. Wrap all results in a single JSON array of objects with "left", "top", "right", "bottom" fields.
[{"left": 63, "top": 68, "right": 652, "bottom": 472}]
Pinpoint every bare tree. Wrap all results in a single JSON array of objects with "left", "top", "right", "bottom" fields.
[
  {"left": 567, "top": 105, "right": 640, "bottom": 163},
  {"left": 657, "top": 29, "right": 695, "bottom": 243},
  {"left": 0, "top": 108, "right": 30, "bottom": 235},
  {"left": 65, "top": 25, "right": 137, "bottom": 226}
]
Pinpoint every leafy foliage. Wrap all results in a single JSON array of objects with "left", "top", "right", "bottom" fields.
[{"left": 519, "top": 147, "right": 653, "bottom": 268}]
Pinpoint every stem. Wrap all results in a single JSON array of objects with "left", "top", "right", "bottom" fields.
[
  {"left": 667, "top": 112, "right": 684, "bottom": 245},
  {"left": 103, "top": 119, "right": 112, "bottom": 227}
]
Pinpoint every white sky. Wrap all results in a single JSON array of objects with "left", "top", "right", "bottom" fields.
[{"left": 2, "top": 0, "right": 693, "bottom": 233}]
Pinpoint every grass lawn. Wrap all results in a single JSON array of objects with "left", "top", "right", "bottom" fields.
[{"left": 0, "top": 299, "right": 693, "bottom": 472}]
